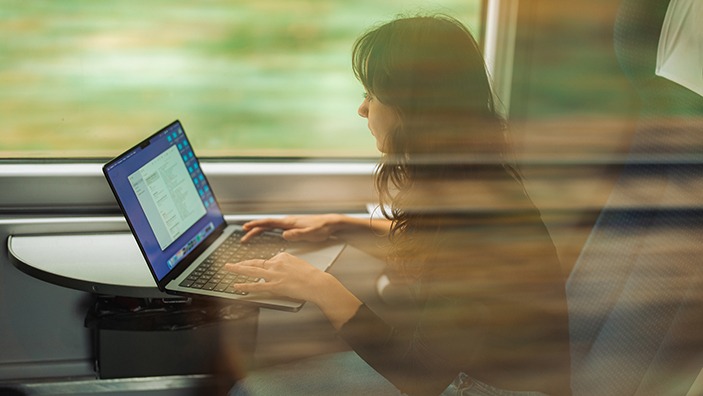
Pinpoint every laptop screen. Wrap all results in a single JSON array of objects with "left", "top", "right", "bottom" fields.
[{"left": 104, "top": 120, "right": 226, "bottom": 282}]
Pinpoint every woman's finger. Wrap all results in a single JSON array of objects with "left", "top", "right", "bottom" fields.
[
  {"left": 240, "top": 227, "right": 267, "bottom": 242},
  {"left": 281, "top": 227, "right": 328, "bottom": 242},
  {"left": 281, "top": 228, "right": 305, "bottom": 241},
  {"left": 233, "top": 281, "right": 273, "bottom": 293},
  {"left": 231, "top": 258, "right": 268, "bottom": 268},
  {"left": 242, "top": 218, "right": 289, "bottom": 231},
  {"left": 224, "top": 262, "right": 269, "bottom": 278}
]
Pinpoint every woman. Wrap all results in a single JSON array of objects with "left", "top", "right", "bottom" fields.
[{"left": 228, "top": 15, "right": 571, "bottom": 396}]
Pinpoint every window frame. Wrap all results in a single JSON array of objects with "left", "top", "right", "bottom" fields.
[
  {"left": 0, "top": 160, "right": 378, "bottom": 216},
  {"left": 482, "top": 0, "right": 519, "bottom": 117}
]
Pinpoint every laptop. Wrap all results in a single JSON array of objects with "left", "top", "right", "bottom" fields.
[{"left": 103, "top": 120, "right": 345, "bottom": 311}]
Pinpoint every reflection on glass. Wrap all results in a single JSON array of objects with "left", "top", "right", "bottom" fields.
[{"left": 0, "top": 1, "right": 479, "bottom": 157}]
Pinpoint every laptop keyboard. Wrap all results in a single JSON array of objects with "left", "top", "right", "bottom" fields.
[{"left": 178, "top": 230, "right": 286, "bottom": 295}]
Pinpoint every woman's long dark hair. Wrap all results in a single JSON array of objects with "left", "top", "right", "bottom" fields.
[{"left": 352, "top": 15, "right": 518, "bottom": 278}]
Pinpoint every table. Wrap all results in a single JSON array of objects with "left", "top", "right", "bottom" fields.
[
  {"left": 7, "top": 232, "right": 258, "bottom": 380},
  {"left": 8, "top": 232, "right": 170, "bottom": 298}
]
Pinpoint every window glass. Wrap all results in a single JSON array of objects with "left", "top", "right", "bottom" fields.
[{"left": 0, "top": 1, "right": 482, "bottom": 158}]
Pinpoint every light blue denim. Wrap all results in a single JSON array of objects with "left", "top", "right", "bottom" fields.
[
  {"left": 230, "top": 351, "right": 549, "bottom": 396},
  {"left": 229, "top": 351, "right": 404, "bottom": 396},
  {"left": 440, "top": 372, "right": 549, "bottom": 396}
]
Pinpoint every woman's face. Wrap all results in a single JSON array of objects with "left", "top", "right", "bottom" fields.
[{"left": 357, "top": 92, "right": 399, "bottom": 153}]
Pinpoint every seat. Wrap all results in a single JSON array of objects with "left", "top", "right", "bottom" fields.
[{"left": 565, "top": 0, "right": 703, "bottom": 395}]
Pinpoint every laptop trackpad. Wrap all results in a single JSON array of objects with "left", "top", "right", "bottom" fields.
[{"left": 285, "top": 238, "right": 346, "bottom": 272}]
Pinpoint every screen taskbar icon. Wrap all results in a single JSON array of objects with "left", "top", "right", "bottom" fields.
[{"left": 166, "top": 222, "right": 216, "bottom": 269}]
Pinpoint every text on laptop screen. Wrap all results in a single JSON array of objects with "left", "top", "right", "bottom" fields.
[
  {"left": 128, "top": 144, "right": 207, "bottom": 250},
  {"left": 104, "top": 121, "right": 225, "bottom": 281}
]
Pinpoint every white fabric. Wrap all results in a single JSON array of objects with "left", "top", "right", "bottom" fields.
[{"left": 655, "top": 0, "right": 703, "bottom": 97}]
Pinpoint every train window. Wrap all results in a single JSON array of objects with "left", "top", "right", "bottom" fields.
[{"left": 1, "top": 0, "right": 483, "bottom": 158}]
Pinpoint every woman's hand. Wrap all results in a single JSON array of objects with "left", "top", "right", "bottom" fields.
[
  {"left": 225, "top": 252, "right": 328, "bottom": 302},
  {"left": 240, "top": 214, "right": 346, "bottom": 243},
  {"left": 225, "top": 252, "right": 363, "bottom": 330}
]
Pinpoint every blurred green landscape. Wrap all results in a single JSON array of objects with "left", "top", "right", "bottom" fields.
[{"left": 0, "top": 0, "right": 480, "bottom": 158}]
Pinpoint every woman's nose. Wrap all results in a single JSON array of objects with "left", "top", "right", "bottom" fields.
[{"left": 358, "top": 100, "right": 368, "bottom": 118}]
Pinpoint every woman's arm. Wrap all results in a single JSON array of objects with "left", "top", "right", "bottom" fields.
[
  {"left": 311, "top": 272, "right": 364, "bottom": 330},
  {"left": 240, "top": 214, "right": 391, "bottom": 242}
]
